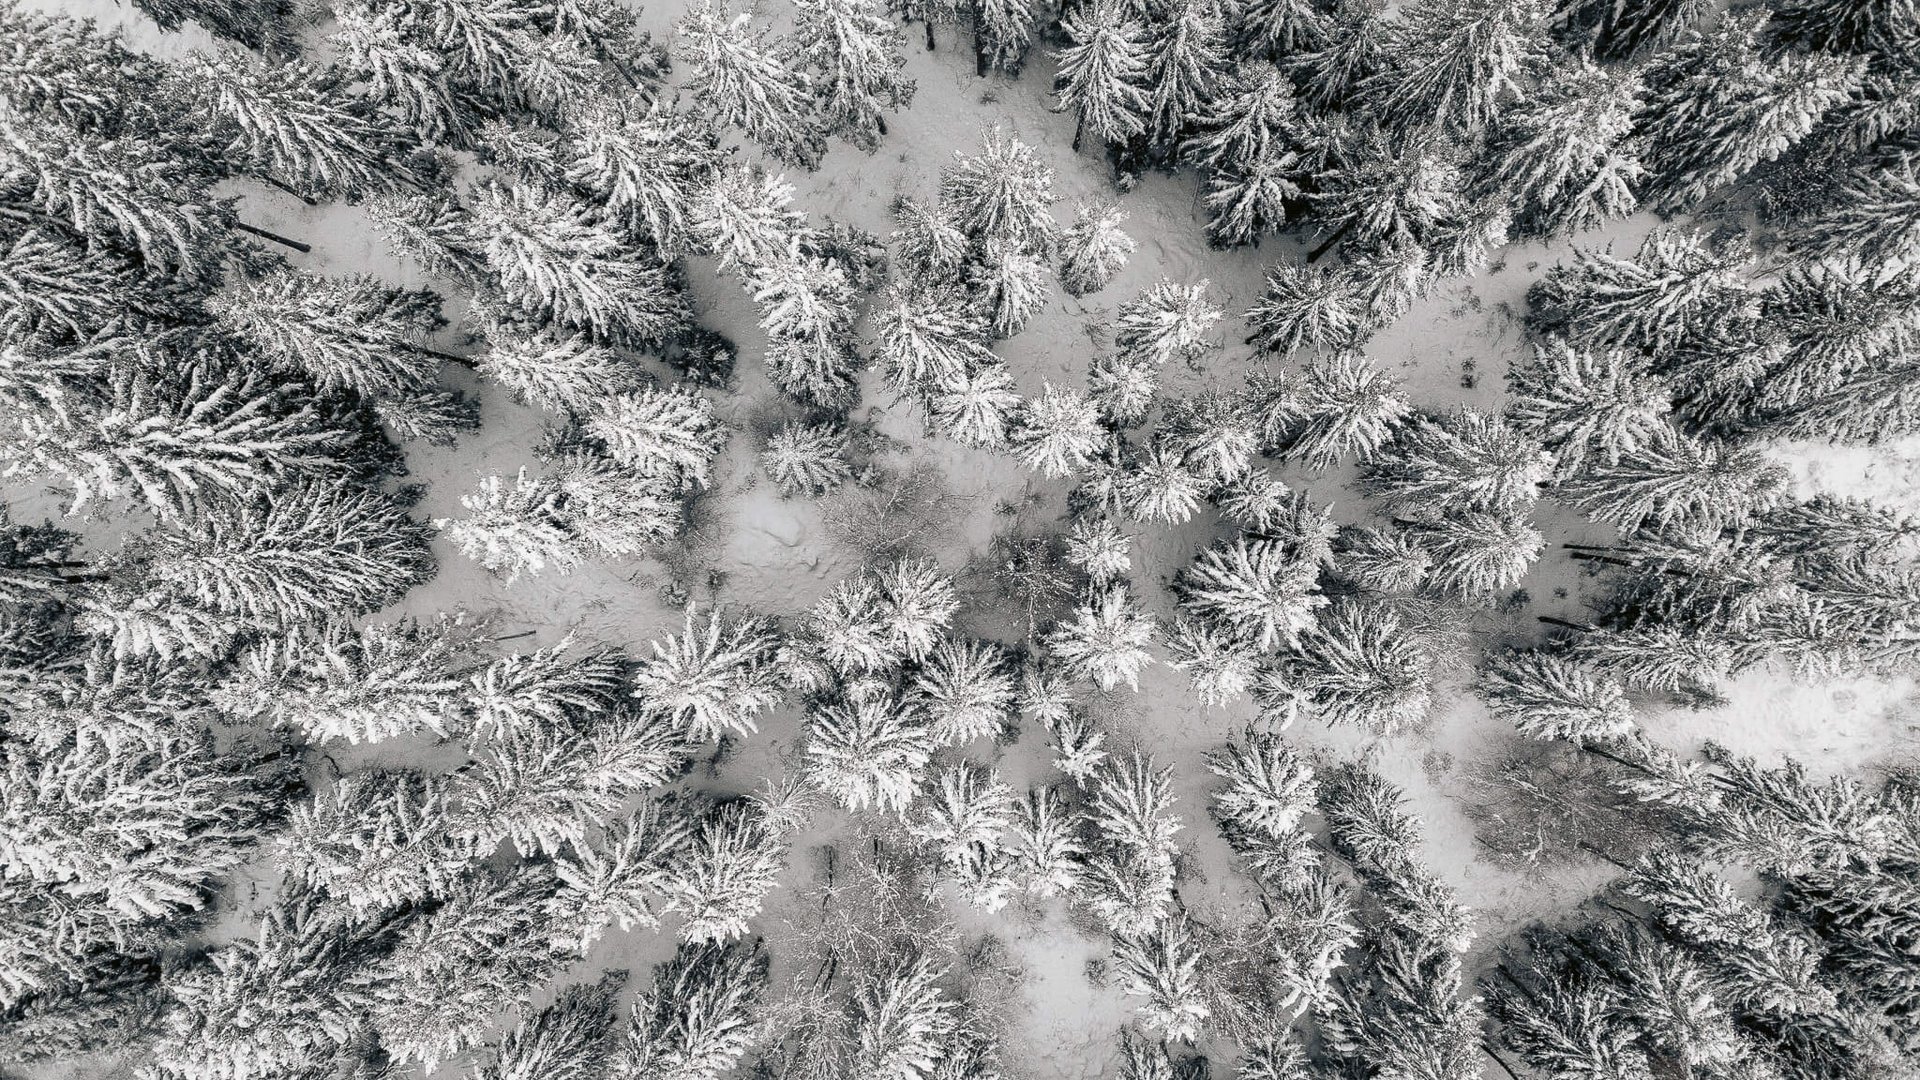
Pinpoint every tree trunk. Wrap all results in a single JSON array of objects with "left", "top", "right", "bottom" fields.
[
  {"left": 234, "top": 221, "right": 312, "bottom": 252},
  {"left": 1537, "top": 615, "right": 1594, "bottom": 632},
  {"left": 260, "top": 175, "right": 318, "bottom": 205},
  {"left": 1071, "top": 113, "right": 1085, "bottom": 153},
  {"left": 925, "top": 20, "right": 936, "bottom": 49},
  {"left": 403, "top": 341, "right": 472, "bottom": 366},
  {"left": 1306, "top": 219, "right": 1354, "bottom": 263}
]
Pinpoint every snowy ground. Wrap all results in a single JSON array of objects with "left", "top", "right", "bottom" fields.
[{"left": 15, "top": 1, "right": 1920, "bottom": 1077}]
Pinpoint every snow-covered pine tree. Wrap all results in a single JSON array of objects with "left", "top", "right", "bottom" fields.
[
  {"left": 1409, "top": 509, "right": 1543, "bottom": 597},
  {"left": 1786, "top": 157, "right": 1920, "bottom": 270},
  {"left": 1319, "top": 931, "right": 1485, "bottom": 1079},
  {"left": 1121, "top": 442, "right": 1208, "bottom": 525},
  {"left": 1205, "top": 149, "right": 1302, "bottom": 248},
  {"left": 1310, "top": 130, "right": 1463, "bottom": 259},
  {"left": 1110, "top": 914, "right": 1212, "bottom": 1044},
  {"left": 1011, "top": 784, "right": 1087, "bottom": 897},
  {"left": 792, "top": 0, "right": 914, "bottom": 152},
  {"left": 1140, "top": 0, "right": 1228, "bottom": 159},
  {"left": 82, "top": 483, "right": 434, "bottom": 658},
  {"left": 1011, "top": 384, "right": 1106, "bottom": 478},
  {"left": 1088, "top": 353, "right": 1159, "bottom": 429},
  {"left": 872, "top": 283, "right": 997, "bottom": 395},
  {"left": 941, "top": 127, "right": 1057, "bottom": 253},
  {"left": 1176, "top": 535, "right": 1325, "bottom": 651},
  {"left": 581, "top": 382, "right": 724, "bottom": 491},
  {"left": 761, "top": 420, "right": 853, "bottom": 496},
  {"left": 223, "top": 617, "right": 481, "bottom": 744},
  {"left": 912, "top": 637, "right": 1017, "bottom": 745},
  {"left": 272, "top": 769, "right": 473, "bottom": 913},
  {"left": 890, "top": 195, "right": 971, "bottom": 280},
  {"left": 1364, "top": 0, "right": 1545, "bottom": 135},
  {"left": 1634, "top": 12, "right": 1865, "bottom": 211},
  {"left": 564, "top": 95, "right": 725, "bottom": 256},
  {"left": 1290, "top": 5, "right": 1391, "bottom": 111},
  {"left": 1364, "top": 409, "right": 1549, "bottom": 521},
  {"left": 472, "top": 972, "right": 622, "bottom": 1080},
  {"left": 209, "top": 268, "right": 451, "bottom": 403},
  {"left": 692, "top": 164, "right": 809, "bottom": 275},
  {"left": 624, "top": 939, "right": 770, "bottom": 1079},
  {"left": 629, "top": 606, "right": 784, "bottom": 743},
  {"left": 328, "top": 3, "right": 467, "bottom": 144},
  {"left": 472, "top": 318, "right": 642, "bottom": 415},
  {"left": 1065, "top": 516, "right": 1133, "bottom": 586},
  {"left": 663, "top": 797, "right": 787, "bottom": 942},
  {"left": 1286, "top": 599, "right": 1433, "bottom": 734},
  {"left": 1115, "top": 280, "right": 1223, "bottom": 369},
  {"left": 1183, "top": 61, "right": 1301, "bottom": 176},
  {"left": 1058, "top": 199, "right": 1136, "bottom": 297},
  {"left": 184, "top": 47, "right": 418, "bottom": 200},
  {"left": 1555, "top": 429, "right": 1787, "bottom": 539},
  {"left": 970, "top": 239, "right": 1052, "bottom": 339},
  {"left": 467, "top": 637, "right": 630, "bottom": 739},
  {"left": 674, "top": 1, "right": 826, "bottom": 168},
  {"left": 976, "top": 0, "right": 1042, "bottom": 73},
  {"left": 929, "top": 359, "right": 1021, "bottom": 448},
  {"left": 1245, "top": 264, "right": 1371, "bottom": 357},
  {"left": 1206, "top": 727, "right": 1315, "bottom": 848},
  {"left": 468, "top": 178, "right": 689, "bottom": 347},
  {"left": 851, "top": 950, "right": 957, "bottom": 1079},
  {"left": 1477, "top": 56, "right": 1642, "bottom": 236},
  {"left": 1527, "top": 227, "right": 1752, "bottom": 354},
  {"left": 805, "top": 687, "right": 936, "bottom": 813},
  {"left": 544, "top": 797, "right": 697, "bottom": 952},
  {"left": 1477, "top": 650, "right": 1637, "bottom": 743},
  {"left": 1507, "top": 340, "right": 1670, "bottom": 480},
  {"left": 1488, "top": 952, "right": 1654, "bottom": 1080},
  {"left": 1279, "top": 351, "right": 1410, "bottom": 467},
  {"left": 1048, "top": 585, "right": 1157, "bottom": 691},
  {"left": 751, "top": 240, "right": 859, "bottom": 347},
  {"left": 1164, "top": 616, "right": 1261, "bottom": 707},
  {"left": 1052, "top": 0, "right": 1150, "bottom": 152}
]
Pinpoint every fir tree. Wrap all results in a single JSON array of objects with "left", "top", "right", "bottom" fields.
[
  {"left": 1478, "top": 650, "right": 1636, "bottom": 743},
  {"left": 625, "top": 939, "right": 770, "bottom": 1080},
  {"left": 1011, "top": 785, "right": 1087, "bottom": 897},
  {"left": 1412, "top": 511, "right": 1543, "bottom": 597},
  {"left": 1507, "top": 340, "right": 1671, "bottom": 479},
  {"left": 929, "top": 359, "right": 1021, "bottom": 448},
  {"left": 210, "top": 268, "right": 451, "bottom": 401},
  {"left": 1205, "top": 151, "right": 1302, "bottom": 248},
  {"left": 1364, "top": 0, "right": 1545, "bottom": 135},
  {"left": 913, "top": 637, "right": 1017, "bottom": 744},
  {"left": 692, "top": 164, "right": 808, "bottom": 275},
  {"left": 1287, "top": 599, "right": 1433, "bottom": 734},
  {"left": 1122, "top": 442, "right": 1209, "bottom": 526},
  {"left": 1365, "top": 409, "right": 1549, "bottom": 521},
  {"left": 1478, "top": 56, "right": 1643, "bottom": 236},
  {"left": 1634, "top": 13, "right": 1865, "bottom": 211},
  {"left": 761, "top": 421, "right": 854, "bottom": 496},
  {"left": 1528, "top": 227, "right": 1751, "bottom": 354},
  {"left": 1052, "top": 1, "right": 1150, "bottom": 152},
  {"left": 664, "top": 798, "right": 787, "bottom": 942},
  {"left": 1012, "top": 384, "right": 1106, "bottom": 478},
  {"left": 565, "top": 96, "right": 723, "bottom": 255},
  {"left": 1089, "top": 751, "right": 1184, "bottom": 861},
  {"left": 1292, "top": 6, "right": 1391, "bottom": 111},
  {"left": 1555, "top": 429, "right": 1787, "bottom": 538},
  {"left": 1116, "top": 280, "right": 1222, "bottom": 368},
  {"left": 972, "top": 240, "right": 1052, "bottom": 338},
  {"left": 873, "top": 284, "right": 997, "bottom": 393},
  {"left": 474, "top": 974, "right": 623, "bottom": 1080},
  {"left": 793, "top": 0, "right": 915, "bottom": 151},
  {"left": 674, "top": 2, "right": 825, "bottom": 167},
  {"left": 1058, "top": 199, "right": 1136, "bottom": 297},
  {"left": 890, "top": 196, "right": 971, "bottom": 280},
  {"left": 547, "top": 798, "right": 697, "bottom": 951},
  {"left": 225, "top": 618, "right": 480, "bottom": 744},
  {"left": 582, "top": 383, "right": 724, "bottom": 491},
  {"left": 851, "top": 950, "right": 956, "bottom": 1080},
  {"left": 273, "top": 769, "right": 472, "bottom": 913},
  {"left": 626, "top": 607, "right": 783, "bottom": 743},
  {"left": 751, "top": 241, "right": 858, "bottom": 346},
  {"left": 1164, "top": 616, "right": 1262, "bottom": 707},
  {"left": 1206, "top": 727, "right": 1316, "bottom": 843},
  {"left": 467, "top": 638, "right": 630, "bottom": 740},
  {"left": 1183, "top": 61, "right": 1301, "bottom": 174},
  {"left": 184, "top": 47, "right": 416, "bottom": 200},
  {"left": 1067, "top": 516, "right": 1134, "bottom": 585},
  {"left": 1177, "top": 535, "right": 1325, "bottom": 651},
  {"left": 1787, "top": 157, "right": 1920, "bottom": 270},
  {"left": 976, "top": 0, "right": 1042, "bottom": 73},
  {"left": 1140, "top": 0, "right": 1229, "bottom": 158},
  {"left": 1088, "top": 353, "right": 1160, "bottom": 429},
  {"left": 1111, "top": 914, "right": 1212, "bottom": 1043},
  {"left": 805, "top": 687, "right": 936, "bottom": 812},
  {"left": 1245, "top": 264, "right": 1371, "bottom": 356},
  {"left": 940, "top": 128, "right": 1057, "bottom": 253},
  {"left": 1048, "top": 585, "right": 1157, "bottom": 691},
  {"left": 474, "top": 320, "right": 641, "bottom": 415},
  {"left": 1310, "top": 131, "right": 1463, "bottom": 258}
]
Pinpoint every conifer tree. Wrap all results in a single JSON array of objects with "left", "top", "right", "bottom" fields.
[
  {"left": 1164, "top": 616, "right": 1261, "bottom": 707},
  {"left": 224, "top": 618, "right": 480, "bottom": 744},
  {"left": 1529, "top": 228, "right": 1752, "bottom": 355},
  {"left": 872, "top": 284, "right": 995, "bottom": 395},
  {"left": 761, "top": 421, "right": 854, "bottom": 496},
  {"left": 940, "top": 128, "right": 1057, "bottom": 253},
  {"left": 1088, "top": 353, "right": 1160, "bottom": 429},
  {"left": 1286, "top": 599, "right": 1432, "bottom": 734},
  {"left": 793, "top": 0, "right": 915, "bottom": 151},
  {"left": 930, "top": 359, "right": 1022, "bottom": 448},
  {"left": 546, "top": 798, "right": 697, "bottom": 952},
  {"left": 675, "top": 2, "right": 825, "bottom": 167},
  {"left": 1206, "top": 728, "right": 1316, "bottom": 844},
  {"left": 1291, "top": 6, "right": 1391, "bottom": 111},
  {"left": 184, "top": 48, "right": 416, "bottom": 200},
  {"left": 1489, "top": 960, "right": 1654, "bottom": 1080},
  {"left": 474, "top": 973, "right": 622, "bottom": 1080},
  {"left": 851, "top": 950, "right": 956, "bottom": 1079},
  {"left": 1479, "top": 57, "right": 1642, "bottom": 236},
  {"left": 972, "top": 240, "right": 1052, "bottom": 338},
  {"left": 1555, "top": 430, "right": 1786, "bottom": 538},
  {"left": 1012, "top": 385, "right": 1106, "bottom": 478},
  {"left": 273, "top": 769, "right": 472, "bottom": 913},
  {"left": 1634, "top": 13, "right": 1865, "bottom": 211},
  {"left": 210, "top": 269, "right": 451, "bottom": 402},
  {"left": 1787, "top": 157, "right": 1920, "bottom": 270},
  {"left": 1177, "top": 536, "right": 1325, "bottom": 651},
  {"left": 1011, "top": 785, "right": 1087, "bottom": 897},
  {"left": 1205, "top": 151, "right": 1302, "bottom": 249},
  {"left": 1122, "top": 442, "right": 1209, "bottom": 526},
  {"left": 805, "top": 687, "right": 936, "bottom": 813},
  {"left": 474, "top": 320, "right": 641, "bottom": 414},
  {"left": 625, "top": 939, "right": 770, "bottom": 1080},
  {"left": 1048, "top": 585, "right": 1157, "bottom": 691},
  {"left": 582, "top": 383, "right": 724, "bottom": 491},
  {"left": 1478, "top": 650, "right": 1636, "bottom": 742},
  {"left": 751, "top": 242, "right": 858, "bottom": 347},
  {"left": 976, "top": 0, "right": 1042, "bottom": 73},
  {"left": 1412, "top": 510, "right": 1543, "bottom": 598},
  {"left": 913, "top": 637, "right": 1017, "bottom": 744},
  {"left": 1184, "top": 61, "right": 1300, "bottom": 174},
  {"left": 565, "top": 96, "right": 723, "bottom": 256},
  {"left": 630, "top": 606, "right": 785, "bottom": 742},
  {"left": 1365, "top": 0, "right": 1545, "bottom": 135},
  {"left": 1067, "top": 516, "right": 1133, "bottom": 585},
  {"left": 692, "top": 164, "right": 808, "bottom": 276},
  {"left": 1058, "top": 199, "right": 1136, "bottom": 297},
  {"left": 1365, "top": 409, "right": 1549, "bottom": 521},
  {"left": 1140, "top": 0, "right": 1228, "bottom": 158},
  {"left": 1052, "top": 1, "right": 1151, "bottom": 152},
  {"left": 890, "top": 196, "right": 971, "bottom": 280},
  {"left": 664, "top": 798, "right": 787, "bottom": 942},
  {"left": 1111, "top": 914, "right": 1211, "bottom": 1043},
  {"left": 1245, "top": 264, "right": 1371, "bottom": 357},
  {"left": 469, "top": 178, "right": 689, "bottom": 347},
  {"left": 1116, "top": 281, "right": 1223, "bottom": 369},
  {"left": 1507, "top": 340, "right": 1670, "bottom": 479},
  {"left": 1310, "top": 132, "right": 1463, "bottom": 258}
]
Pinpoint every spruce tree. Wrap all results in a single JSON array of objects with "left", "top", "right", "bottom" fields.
[
  {"left": 474, "top": 320, "right": 641, "bottom": 414},
  {"left": 272, "top": 769, "right": 472, "bottom": 912},
  {"left": 675, "top": 1, "right": 825, "bottom": 167},
  {"left": 582, "top": 383, "right": 725, "bottom": 491},
  {"left": 1245, "top": 264, "right": 1371, "bottom": 356},
  {"left": 663, "top": 798, "right": 787, "bottom": 942},
  {"left": 565, "top": 95, "right": 724, "bottom": 256},
  {"left": 1177, "top": 535, "right": 1325, "bottom": 651},
  {"left": 1365, "top": 0, "right": 1545, "bottom": 135},
  {"left": 1365, "top": 409, "right": 1548, "bottom": 520},
  {"left": 1140, "top": 0, "right": 1229, "bottom": 158},
  {"left": 1165, "top": 616, "right": 1261, "bottom": 707},
  {"left": 1787, "top": 157, "right": 1920, "bottom": 270},
  {"left": 804, "top": 687, "right": 936, "bottom": 812},
  {"left": 226, "top": 618, "right": 480, "bottom": 744},
  {"left": 1047, "top": 585, "right": 1157, "bottom": 691},
  {"left": 1012, "top": 384, "right": 1106, "bottom": 478},
  {"left": 1122, "top": 442, "right": 1209, "bottom": 525},
  {"left": 1507, "top": 340, "right": 1671, "bottom": 479},
  {"left": 1527, "top": 227, "right": 1751, "bottom": 353},
  {"left": 1052, "top": 0, "right": 1151, "bottom": 152},
  {"left": 1111, "top": 914, "right": 1212, "bottom": 1043},
  {"left": 630, "top": 606, "right": 785, "bottom": 742},
  {"left": 692, "top": 164, "right": 809, "bottom": 274},
  {"left": 976, "top": 0, "right": 1042, "bottom": 73},
  {"left": 930, "top": 359, "right": 1022, "bottom": 448},
  {"left": 793, "top": 0, "right": 915, "bottom": 151},
  {"left": 1412, "top": 510, "right": 1543, "bottom": 597},
  {"left": 1116, "top": 280, "right": 1223, "bottom": 368},
  {"left": 210, "top": 268, "right": 451, "bottom": 401},
  {"left": 1478, "top": 56, "right": 1643, "bottom": 236},
  {"left": 1286, "top": 599, "right": 1433, "bottom": 734},
  {"left": 625, "top": 939, "right": 770, "bottom": 1079},
  {"left": 1058, "top": 199, "right": 1137, "bottom": 297},
  {"left": 913, "top": 637, "right": 1017, "bottom": 744},
  {"left": 1283, "top": 351, "right": 1412, "bottom": 467},
  {"left": 940, "top": 128, "right": 1057, "bottom": 253},
  {"left": 474, "top": 974, "right": 623, "bottom": 1080},
  {"left": 1555, "top": 429, "right": 1786, "bottom": 538},
  {"left": 1477, "top": 650, "right": 1637, "bottom": 743},
  {"left": 761, "top": 421, "right": 854, "bottom": 496}
]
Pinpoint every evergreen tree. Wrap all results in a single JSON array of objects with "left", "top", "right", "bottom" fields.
[
  {"left": 1184, "top": 61, "right": 1301, "bottom": 174},
  {"left": 1507, "top": 340, "right": 1671, "bottom": 479},
  {"left": 1477, "top": 650, "right": 1636, "bottom": 743},
  {"left": 1052, "top": 0, "right": 1150, "bottom": 152},
  {"left": 1164, "top": 616, "right": 1262, "bottom": 707},
  {"left": 1089, "top": 751, "right": 1184, "bottom": 861},
  {"left": 565, "top": 96, "right": 723, "bottom": 256},
  {"left": 224, "top": 618, "right": 480, "bottom": 744},
  {"left": 1365, "top": 409, "right": 1548, "bottom": 520},
  {"left": 1177, "top": 535, "right": 1325, "bottom": 651},
  {"left": 1012, "top": 384, "right": 1106, "bottom": 478},
  {"left": 891, "top": 196, "right": 972, "bottom": 280},
  {"left": 1140, "top": 0, "right": 1228, "bottom": 158},
  {"left": 1122, "top": 442, "right": 1209, "bottom": 525},
  {"left": 625, "top": 939, "right": 770, "bottom": 1080},
  {"left": 972, "top": 239, "right": 1051, "bottom": 338},
  {"left": 1311, "top": 131, "right": 1463, "bottom": 258},
  {"left": 1067, "top": 516, "right": 1133, "bottom": 585},
  {"left": 1335, "top": 525, "right": 1433, "bottom": 594},
  {"left": 1011, "top": 785, "right": 1087, "bottom": 897},
  {"left": 1116, "top": 280, "right": 1223, "bottom": 368},
  {"left": 183, "top": 48, "right": 416, "bottom": 200},
  {"left": 1206, "top": 727, "right": 1316, "bottom": 844},
  {"left": 664, "top": 798, "right": 787, "bottom": 942},
  {"left": 629, "top": 606, "right": 785, "bottom": 742},
  {"left": 1276, "top": 352, "right": 1410, "bottom": 466},
  {"left": 976, "top": 0, "right": 1042, "bottom": 73},
  {"left": 1048, "top": 585, "right": 1157, "bottom": 691},
  {"left": 273, "top": 769, "right": 471, "bottom": 913},
  {"left": 1489, "top": 960, "right": 1654, "bottom": 1080},
  {"left": 547, "top": 798, "right": 697, "bottom": 951},
  {"left": 940, "top": 128, "right": 1057, "bottom": 252},
  {"left": 750, "top": 242, "right": 858, "bottom": 346},
  {"left": 1634, "top": 13, "right": 1865, "bottom": 211},
  {"left": 1245, "top": 264, "right": 1371, "bottom": 357},
  {"left": 793, "top": 0, "right": 915, "bottom": 151},
  {"left": 1111, "top": 914, "right": 1211, "bottom": 1043},
  {"left": 674, "top": 2, "right": 825, "bottom": 167},
  {"left": 1089, "top": 353, "right": 1160, "bottom": 428},
  {"left": 1412, "top": 510, "right": 1543, "bottom": 597},
  {"left": 913, "top": 637, "right": 1017, "bottom": 744},
  {"left": 1365, "top": 0, "right": 1545, "bottom": 135},
  {"left": 761, "top": 421, "right": 853, "bottom": 496},
  {"left": 469, "top": 178, "right": 689, "bottom": 346},
  {"left": 930, "top": 359, "right": 1022, "bottom": 448},
  {"left": 1527, "top": 227, "right": 1752, "bottom": 353},
  {"left": 210, "top": 268, "right": 450, "bottom": 402},
  {"left": 474, "top": 320, "right": 641, "bottom": 415},
  {"left": 1478, "top": 56, "right": 1643, "bottom": 236},
  {"left": 872, "top": 284, "right": 994, "bottom": 394},
  {"left": 474, "top": 974, "right": 622, "bottom": 1080},
  {"left": 1058, "top": 199, "right": 1136, "bottom": 297},
  {"left": 1555, "top": 429, "right": 1787, "bottom": 538},
  {"left": 1205, "top": 150, "right": 1302, "bottom": 248},
  {"left": 1291, "top": 6, "right": 1391, "bottom": 111},
  {"left": 1787, "top": 157, "right": 1920, "bottom": 270},
  {"left": 851, "top": 950, "right": 956, "bottom": 1080},
  {"left": 692, "top": 164, "right": 808, "bottom": 276},
  {"left": 1286, "top": 599, "right": 1433, "bottom": 734},
  {"left": 805, "top": 687, "right": 936, "bottom": 812}
]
